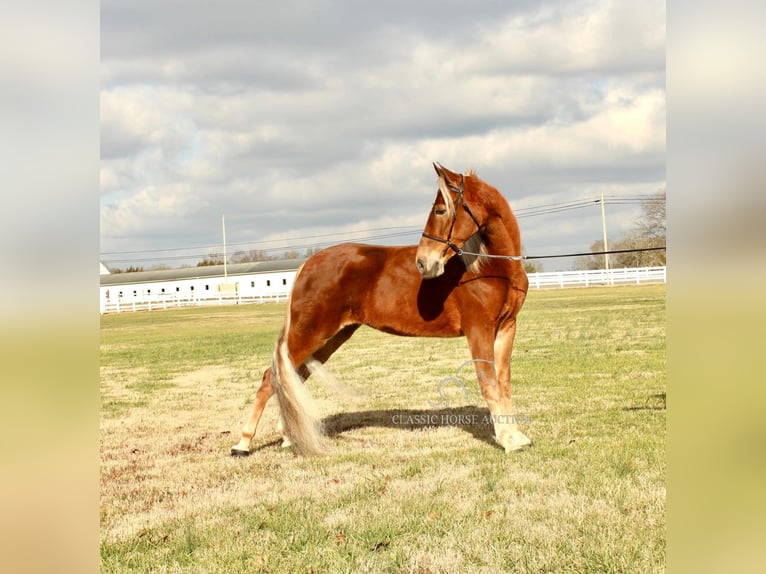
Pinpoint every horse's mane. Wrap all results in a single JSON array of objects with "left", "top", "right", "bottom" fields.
[{"left": 459, "top": 231, "right": 488, "bottom": 275}]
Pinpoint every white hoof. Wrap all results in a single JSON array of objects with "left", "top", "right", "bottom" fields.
[
  {"left": 497, "top": 428, "right": 532, "bottom": 453},
  {"left": 231, "top": 437, "right": 251, "bottom": 456}
]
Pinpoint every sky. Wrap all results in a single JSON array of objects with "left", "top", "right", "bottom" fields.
[{"left": 100, "top": 0, "right": 665, "bottom": 272}]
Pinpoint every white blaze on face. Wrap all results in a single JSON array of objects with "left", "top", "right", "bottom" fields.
[
  {"left": 437, "top": 185, "right": 454, "bottom": 220},
  {"left": 416, "top": 195, "right": 452, "bottom": 278}
]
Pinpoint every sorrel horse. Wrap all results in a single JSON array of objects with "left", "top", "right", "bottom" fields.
[{"left": 231, "top": 163, "right": 531, "bottom": 456}]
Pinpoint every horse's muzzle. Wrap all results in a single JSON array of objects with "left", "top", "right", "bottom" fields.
[{"left": 415, "top": 255, "right": 444, "bottom": 279}]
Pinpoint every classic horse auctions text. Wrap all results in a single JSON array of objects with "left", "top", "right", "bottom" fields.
[{"left": 391, "top": 413, "right": 532, "bottom": 426}]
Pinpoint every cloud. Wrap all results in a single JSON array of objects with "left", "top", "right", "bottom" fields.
[{"left": 100, "top": 0, "right": 665, "bottom": 270}]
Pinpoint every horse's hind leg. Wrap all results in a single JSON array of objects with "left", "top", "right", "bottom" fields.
[
  {"left": 277, "top": 324, "right": 360, "bottom": 448},
  {"left": 231, "top": 324, "right": 360, "bottom": 456},
  {"left": 231, "top": 368, "right": 275, "bottom": 456},
  {"left": 296, "top": 324, "right": 360, "bottom": 379}
]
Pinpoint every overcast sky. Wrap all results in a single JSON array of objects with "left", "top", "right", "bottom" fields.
[{"left": 100, "top": 0, "right": 665, "bottom": 271}]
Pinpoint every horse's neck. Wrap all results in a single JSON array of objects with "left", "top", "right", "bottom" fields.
[{"left": 482, "top": 199, "right": 521, "bottom": 256}]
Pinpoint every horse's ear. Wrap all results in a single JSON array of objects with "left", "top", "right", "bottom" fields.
[
  {"left": 433, "top": 163, "right": 458, "bottom": 189},
  {"left": 433, "top": 163, "right": 454, "bottom": 204}
]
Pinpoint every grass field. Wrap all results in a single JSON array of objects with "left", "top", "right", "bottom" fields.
[{"left": 100, "top": 284, "right": 666, "bottom": 573}]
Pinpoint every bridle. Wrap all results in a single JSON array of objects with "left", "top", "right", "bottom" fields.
[{"left": 421, "top": 174, "right": 482, "bottom": 256}]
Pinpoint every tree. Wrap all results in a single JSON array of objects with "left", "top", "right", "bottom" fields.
[
  {"left": 574, "top": 240, "right": 606, "bottom": 270},
  {"left": 230, "top": 249, "right": 272, "bottom": 263},
  {"left": 110, "top": 265, "right": 144, "bottom": 274},
  {"left": 631, "top": 188, "right": 666, "bottom": 266},
  {"left": 521, "top": 244, "right": 543, "bottom": 274},
  {"left": 197, "top": 253, "right": 224, "bottom": 266},
  {"left": 524, "top": 260, "right": 542, "bottom": 274},
  {"left": 637, "top": 188, "right": 666, "bottom": 242},
  {"left": 575, "top": 190, "right": 666, "bottom": 269}
]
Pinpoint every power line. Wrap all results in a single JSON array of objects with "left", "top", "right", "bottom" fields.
[
  {"left": 100, "top": 226, "right": 422, "bottom": 255},
  {"left": 515, "top": 200, "right": 600, "bottom": 218},
  {"left": 103, "top": 229, "right": 424, "bottom": 264},
  {"left": 101, "top": 193, "right": 664, "bottom": 263}
]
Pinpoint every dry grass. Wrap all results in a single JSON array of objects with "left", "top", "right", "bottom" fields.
[{"left": 100, "top": 285, "right": 665, "bottom": 573}]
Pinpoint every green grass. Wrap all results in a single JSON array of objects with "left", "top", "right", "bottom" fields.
[{"left": 100, "top": 284, "right": 665, "bottom": 573}]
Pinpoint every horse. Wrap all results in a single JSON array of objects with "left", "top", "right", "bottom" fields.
[{"left": 231, "top": 163, "right": 531, "bottom": 456}]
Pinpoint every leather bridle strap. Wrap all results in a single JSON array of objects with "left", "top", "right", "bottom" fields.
[{"left": 421, "top": 175, "right": 482, "bottom": 255}]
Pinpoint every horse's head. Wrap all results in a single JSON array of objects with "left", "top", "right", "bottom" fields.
[{"left": 416, "top": 163, "right": 483, "bottom": 279}]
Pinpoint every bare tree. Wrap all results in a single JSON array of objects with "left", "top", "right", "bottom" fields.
[
  {"left": 575, "top": 190, "right": 666, "bottom": 269},
  {"left": 197, "top": 252, "right": 224, "bottom": 267},
  {"left": 230, "top": 249, "right": 271, "bottom": 263},
  {"left": 628, "top": 188, "right": 666, "bottom": 266},
  {"left": 574, "top": 240, "right": 606, "bottom": 270},
  {"left": 110, "top": 265, "right": 145, "bottom": 274},
  {"left": 637, "top": 188, "right": 666, "bottom": 242}
]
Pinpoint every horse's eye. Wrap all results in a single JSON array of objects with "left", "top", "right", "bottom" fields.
[{"left": 434, "top": 207, "right": 447, "bottom": 216}]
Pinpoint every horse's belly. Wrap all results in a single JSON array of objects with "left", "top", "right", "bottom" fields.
[{"left": 363, "top": 299, "right": 463, "bottom": 338}]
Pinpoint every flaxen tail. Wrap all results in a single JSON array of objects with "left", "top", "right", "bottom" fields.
[{"left": 270, "top": 330, "right": 327, "bottom": 456}]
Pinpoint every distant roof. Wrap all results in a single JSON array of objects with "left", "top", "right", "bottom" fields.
[{"left": 100, "top": 258, "right": 307, "bottom": 287}]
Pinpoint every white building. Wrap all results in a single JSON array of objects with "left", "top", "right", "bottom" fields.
[
  {"left": 100, "top": 258, "right": 305, "bottom": 314},
  {"left": 99, "top": 256, "right": 666, "bottom": 314}
]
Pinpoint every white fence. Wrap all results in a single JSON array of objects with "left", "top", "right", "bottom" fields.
[
  {"left": 100, "top": 291, "right": 290, "bottom": 314},
  {"left": 100, "top": 266, "right": 666, "bottom": 314},
  {"left": 527, "top": 266, "right": 666, "bottom": 289}
]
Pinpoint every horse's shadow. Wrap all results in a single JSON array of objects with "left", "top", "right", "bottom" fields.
[
  {"left": 251, "top": 405, "right": 498, "bottom": 453},
  {"left": 323, "top": 405, "right": 497, "bottom": 445}
]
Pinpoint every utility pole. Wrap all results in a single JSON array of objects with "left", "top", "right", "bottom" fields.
[
  {"left": 600, "top": 192, "right": 610, "bottom": 270},
  {"left": 222, "top": 214, "right": 228, "bottom": 282}
]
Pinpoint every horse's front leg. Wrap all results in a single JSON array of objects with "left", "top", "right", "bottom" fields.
[
  {"left": 492, "top": 320, "right": 531, "bottom": 452},
  {"left": 467, "top": 323, "right": 531, "bottom": 453}
]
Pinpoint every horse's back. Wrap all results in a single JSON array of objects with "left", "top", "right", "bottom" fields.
[
  {"left": 296, "top": 243, "right": 416, "bottom": 290},
  {"left": 290, "top": 242, "right": 414, "bottom": 311}
]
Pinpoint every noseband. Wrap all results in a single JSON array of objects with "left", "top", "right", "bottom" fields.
[{"left": 421, "top": 175, "right": 482, "bottom": 255}]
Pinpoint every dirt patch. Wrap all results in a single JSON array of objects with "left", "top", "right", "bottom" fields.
[{"left": 171, "top": 365, "right": 235, "bottom": 389}]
